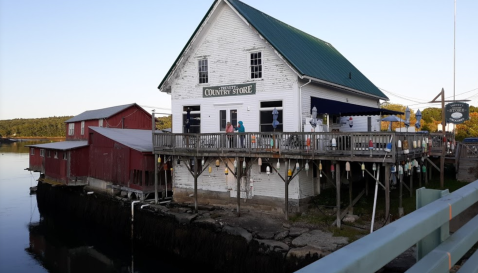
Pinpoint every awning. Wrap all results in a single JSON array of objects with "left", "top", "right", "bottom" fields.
[{"left": 310, "top": 97, "right": 403, "bottom": 116}]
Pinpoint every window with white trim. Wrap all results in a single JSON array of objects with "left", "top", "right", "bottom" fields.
[
  {"left": 31, "top": 148, "right": 35, "bottom": 155},
  {"left": 250, "top": 52, "right": 262, "bottom": 79},
  {"left": 47, "top": 150, "right": 51, "bottom": 158},
  {"left": 198, "top": 59, "right": 208, "bottom": 84},
  {"left": 54, "top": 151, "right": 58, "bottom": 159},
  {"left": 68, "top": 123, "right": 74, "bottom": 135},
  {"left": 81, "top": 121, "right": 85, "bottom": 135},
  {"left": 99, "top": 119, "right": 103, "bottom": 127},
  {"left": 260, "top": 101, "right": 283, "bottom": 132},
  {"left": 40, "top": 149, "right": 45, "bottom": 157}
]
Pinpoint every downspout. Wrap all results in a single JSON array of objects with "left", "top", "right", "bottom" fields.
[{"left": 299, "top": 79, "right": 312, "bottom": 132}]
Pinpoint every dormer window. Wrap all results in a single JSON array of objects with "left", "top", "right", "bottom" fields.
[
  {"left": 198, "top": 59, "right": 208, "bottom": 84},
  {"left": 250, "top": 52, "right": 262, "bottom": 79}
]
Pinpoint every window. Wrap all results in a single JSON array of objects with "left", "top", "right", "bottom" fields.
[
  {"left": 68, "top": 123, "right": 74, "bottom": 135},
  {"left": 183, "top": 106, "right": 201, "bottom": 133},
  {"left": 47, "top": 150, "right": 51, "bottom": 158},
  {"left": 99, "top": 119, "right": 103, "bottom": 127},
  {"left": 198, "top": 59, "right": 208, "bottom": 84},
  {"left": 219, "top": 109, "right": 237, "bottom": 131},
  {"left": 54, "top": 151, "right": 58, "bottom": 159},
  {"left": 30, "top": 148, "right": 34, "bottom": 155},
  {"left": 40, "top": 149, "right": 45, "bottom": 157},
  {"left": 63, "top": 152, "right": 67, "bottom": 160},
  {"left": 220, "top": 110, "right": 226, "bottom": 131},
  {"left": 81, "top": 121, "right": 85, "bottom": 135},
  {"left": 260, "top": 101, "right": 283, "bottom": 132},
  {"left": 250, "top": 52, "right": 262, "bottom": 79}
]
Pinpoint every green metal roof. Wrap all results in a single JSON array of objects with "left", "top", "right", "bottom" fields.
[{"left": 159, "top": 0, "right": 388, "bottom": 100}]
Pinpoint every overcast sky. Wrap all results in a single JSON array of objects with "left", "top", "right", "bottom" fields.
[{"left": 1, "top": 0, "right": 477, "bottom": 120}]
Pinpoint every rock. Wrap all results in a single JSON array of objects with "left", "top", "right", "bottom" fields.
[
  {"left": 171, "top": 212, "right": 198, "bottom": 225},
  {"left": 193, "top": 217, "right": 220, "bottom": 230},
  {"left": 343, "top": 215, "right": 356, "bottom": 223},
  {"left": 291, "top": 230, "right": 348, "bottom": 252},
  {"left": 289, "top": 227, "right": 309, "bottom": 237},
  {"left": 274, "top": 230, "right": 289, "bottom": 240},
  {"left": 283, "top": 223, "right": 291, "bottom": 229},
  {"left": 257, "top": 231, "right": 275, "bottom": 240},
  {"left": 286, "top": 246, "right": 323, "bottom": 260},
  {"left": 120, "top": 191, "right": 128, "bottom": 197},
  {"left": 223, "top": 226, "right": 253, "bottom": 243},
  {"left": 256, "top": 239, "right": 289, "bottom": 253}
]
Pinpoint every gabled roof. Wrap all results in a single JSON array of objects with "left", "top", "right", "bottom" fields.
[
  {"left": 65, "top": 103, "right": 139, "bottom": 123},
  {"left": 27, "top": 141, "right": 88, "bottom": 150},
  {"left": 158, "top": 0, "right": 388, "bottom": 100},
  {"left": 89, "top": 127, "right": 161, "bottom": 152}
]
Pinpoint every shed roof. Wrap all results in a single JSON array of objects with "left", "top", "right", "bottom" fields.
[
  {"left": 65, "top": 103, "right": 137, "bottom": 123},
  {"left": 89, "top": 127, "right": 160, "bottom": 152},
  {"left": 159, "top": 0, "right": 388, "bottom": 100},
  {"left": 27, "top": 141, "right": 88, "bottom": 150}
]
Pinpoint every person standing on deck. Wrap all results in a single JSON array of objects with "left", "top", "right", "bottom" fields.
[
  {"left": 234, "top": 121, "right": 245, "bottom": 148},
  {"left": 226, "top": 121, "right": 234, "bottom": 148}
]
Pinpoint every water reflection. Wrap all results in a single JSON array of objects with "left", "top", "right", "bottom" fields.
[{"left": 0, "top": 139, "right": 63, "bottom": 154}]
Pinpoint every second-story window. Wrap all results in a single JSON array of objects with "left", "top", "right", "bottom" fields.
[
  {"left": 99, "top": 119, "right": 103, "bottom": 127},
  {"left": 68, "top": 123, "right": 74, "bottom": 135},
  {"left": 198, "top": 59, "right": 208, "bottom": 84},
  {"left": 81, "top": 121, "right": 85, "bottom": 135},
  {"left": 250, "top": 52, "right": 262, "bottom": 79}
]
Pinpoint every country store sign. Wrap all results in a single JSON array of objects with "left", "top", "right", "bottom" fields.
[
  {"left": 445, "top": 102, "right": 469, "bottom": 124},
  {"left": 203, "top": 83, "right": 256, "bottom": 98}
]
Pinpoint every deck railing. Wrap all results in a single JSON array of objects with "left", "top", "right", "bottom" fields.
[{"left": 152, "top": 131, "right": 437, "bottom": 159}]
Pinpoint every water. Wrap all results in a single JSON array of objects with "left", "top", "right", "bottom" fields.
[{"left": 0, "top": 141, "right": 194, "bottom": 273}]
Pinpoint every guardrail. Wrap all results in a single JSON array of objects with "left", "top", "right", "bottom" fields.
[
  {"left": 295, "top": 179, "right": 478, "bottom": 273},
  {"left": 153, "top": 132, "right": 430, "bottom": 159}
]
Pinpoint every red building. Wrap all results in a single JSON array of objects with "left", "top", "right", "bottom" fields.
[
  {"left": 28, "top": 141, "right": 89, "bottom": 185},
  {"left": 88, "top": 127, "right": 169, "bottom": 199},
  {"left": 65, "top": 103, "right": 153, "bottom": 140}
]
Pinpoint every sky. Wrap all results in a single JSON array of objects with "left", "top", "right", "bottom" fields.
[{"left": 1, "top": 0, "right": 477, "bottom": 120}]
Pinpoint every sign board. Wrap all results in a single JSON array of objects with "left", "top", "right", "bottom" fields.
[
  {"left": 445, "top": 102, "right": 469, "bottom": 124},
  {"left": 203, "top": 83, "right": 256, "bottom": 98}
]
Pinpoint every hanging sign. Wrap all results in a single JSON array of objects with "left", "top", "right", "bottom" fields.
[
  {"left": 445, "top": 102, "right": 469, "bottom": 124},
  {"left": 203, "top": 83, "right": 256, "bottom": 98}
]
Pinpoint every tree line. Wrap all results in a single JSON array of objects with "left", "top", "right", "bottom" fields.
[{"left": 0, "top": 115, "right": 173, "bottom": 138}]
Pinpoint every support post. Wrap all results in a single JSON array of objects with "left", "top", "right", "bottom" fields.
[
  {"left": 399, "top": 173, "right": 404, "bottom": 217},
  {"left": 365, "top": 173, "right": 369, "bottom": 197},
  {"left": 194, "top": 157, "right": 198, "bottom": 213},
  {"left": 410, "top": 170, "right": 414, "bottom": 198},
  {"left": 440, "top": 89, "right": 445, "bottom": 189},
  {"left": 154, "top": 154, "right": 158, "bottom": 204},
  {"left": 285, "top": 160, "right": 289, "bottom": 220},
  {"left": 385, "top": 164, "right": 390, "bottom": 224},
  {"left": 425, "top": 161, "right": 429, "bottom": 185},
  {"left": 236, "top": 157, "right": 241, "bottom": 217},
  {"left": 418, "top": 166, "right": 422, "bottom": 188},
  {"left": 349, "top": 169, "right": 353, "bottom": 215},
  {"left": 336, "top": 162, "right": 341, "bottom": 228}
]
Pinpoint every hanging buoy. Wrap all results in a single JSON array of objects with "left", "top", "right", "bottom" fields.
[
  {"left": 234, "top": 159, "right": 237, "bottom": 171},
  {"left": 417, "top": 164, "right": 421, "bottom": 173},
  {"left": 345, "top": 161, "right": 351, "bottom": 179},
  {"left": 319, "top": 160, "right": 323, "bottom": 177},
  {"left": 413, "top": 140, "right": 417, "bottom": 149},
  {"left": 288, "top": 168, "right": 292, "bottom": 179},
  {"left": 276, "top": 159, "right": 281, "bottom": 171},
  {"left": 163, "top": 162, "right": 168, "bottom": 171},
  {"left": 201, "top": 157, "right": 205, "bottom": 166},
  {"left": 422, "top": 165, "right": 427, "bottom": 173},
  {"left": 225, "top": 168, "right": 228, "bottom": 176},
  {"left": 397, "top": 140, "right": 402, "bottom": 149},
  {"left": 404, "top": 162, "right": 409, "bottom": 173},
  {"left": 270, "top": 138, "right": 274, "bottom": 148},
  {"left": 403, "top": 140, "right": 409, "bottom": 154},
  {"left": 361, "top": 162, "right": 365, "bottom": 177},
  {"left": 251, "top": 135, "right": 256, "bottom": 144},
  {"left": 332, "top": 138, "right": 337, "bottom": 150},
  {"left": 242, "top": 158, "right": 246, "bottom": 171},
  {"left": 208, "top": 166, "right": 212, "bottom": 177},
  {"left": 331, "top": 164, "right": 335, "bottom": 179},
  {"left": 296, "top": 161, "right": 300, "bottom": 171},
  {"left": 373, "top": 163, "right": 377, "bottom": 177},
  {"left": 215, "top": 159, "right": 220, "bottom": 170},
  {"left": 305, "top": 161, "right": 310, "bottom": 176},
  {"left": 418, "top": 139, "right": 421, "bottom": 149},
  {"left": 258, "top": 158, "right": 262, "bottom": 173},
  {"left": 422, "top": 138, "right": 427, "bottom": 152},
  {"left": 266, "top": 166, "right": 271, "bottom": 176},
  {"left": 385, "top": 142, "right": 392, "bottom": 153},
  {"left": 349, "top": 116, "right": 353, "bottom": 128},
  {"left": 158, "top": 156, "right": 161, "bottom": 163},
  {"left": 398, "top": 165, "right": 403, "bottom": 175},
  {"left": 391, "top": 165, "right": 396, "bottom": 173},
  {"left": 306, "top": 137, "right": 311, "bottom": 152}
]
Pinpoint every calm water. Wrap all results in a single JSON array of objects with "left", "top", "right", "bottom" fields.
[{"left": 0, "top": 140, "right": 195, "bottom": 273}]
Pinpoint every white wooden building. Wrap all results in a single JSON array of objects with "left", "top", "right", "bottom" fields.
[{"left": 156, "top": 0, "right": 401, "bottom": 213}]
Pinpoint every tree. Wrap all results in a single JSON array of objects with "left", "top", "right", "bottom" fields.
[
  {"left": 456, "top": 112, "right": 478, "bottom": 141},
  {"left": 156, "top": 116, "right": 172, "bottom": 130},
  {"left": 380, "top": 103, "right": 415, "bottom": 131}
]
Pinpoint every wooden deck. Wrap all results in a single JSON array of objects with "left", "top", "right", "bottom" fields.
[{"left": 153, "top": 131, "right": 454, "bottom": 163}]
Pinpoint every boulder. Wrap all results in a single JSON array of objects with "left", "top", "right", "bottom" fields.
[
  {"left": 223, "top": 226, "right": 253, "bottom": 243},
  {"left": 291, "top": 229, "right": 348, "bottom": 252},
  {"left": 274, "top": 230, "right": 290, "bottom": 240},
  {"left": 256, "top": 239, "right": 289, "bottom": 253},
  {"left": 289, "top": 227, "right": 309, "bottom": 237},
  {"left": 286, "top": 246, "right": 323, "bottom": 260}
]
